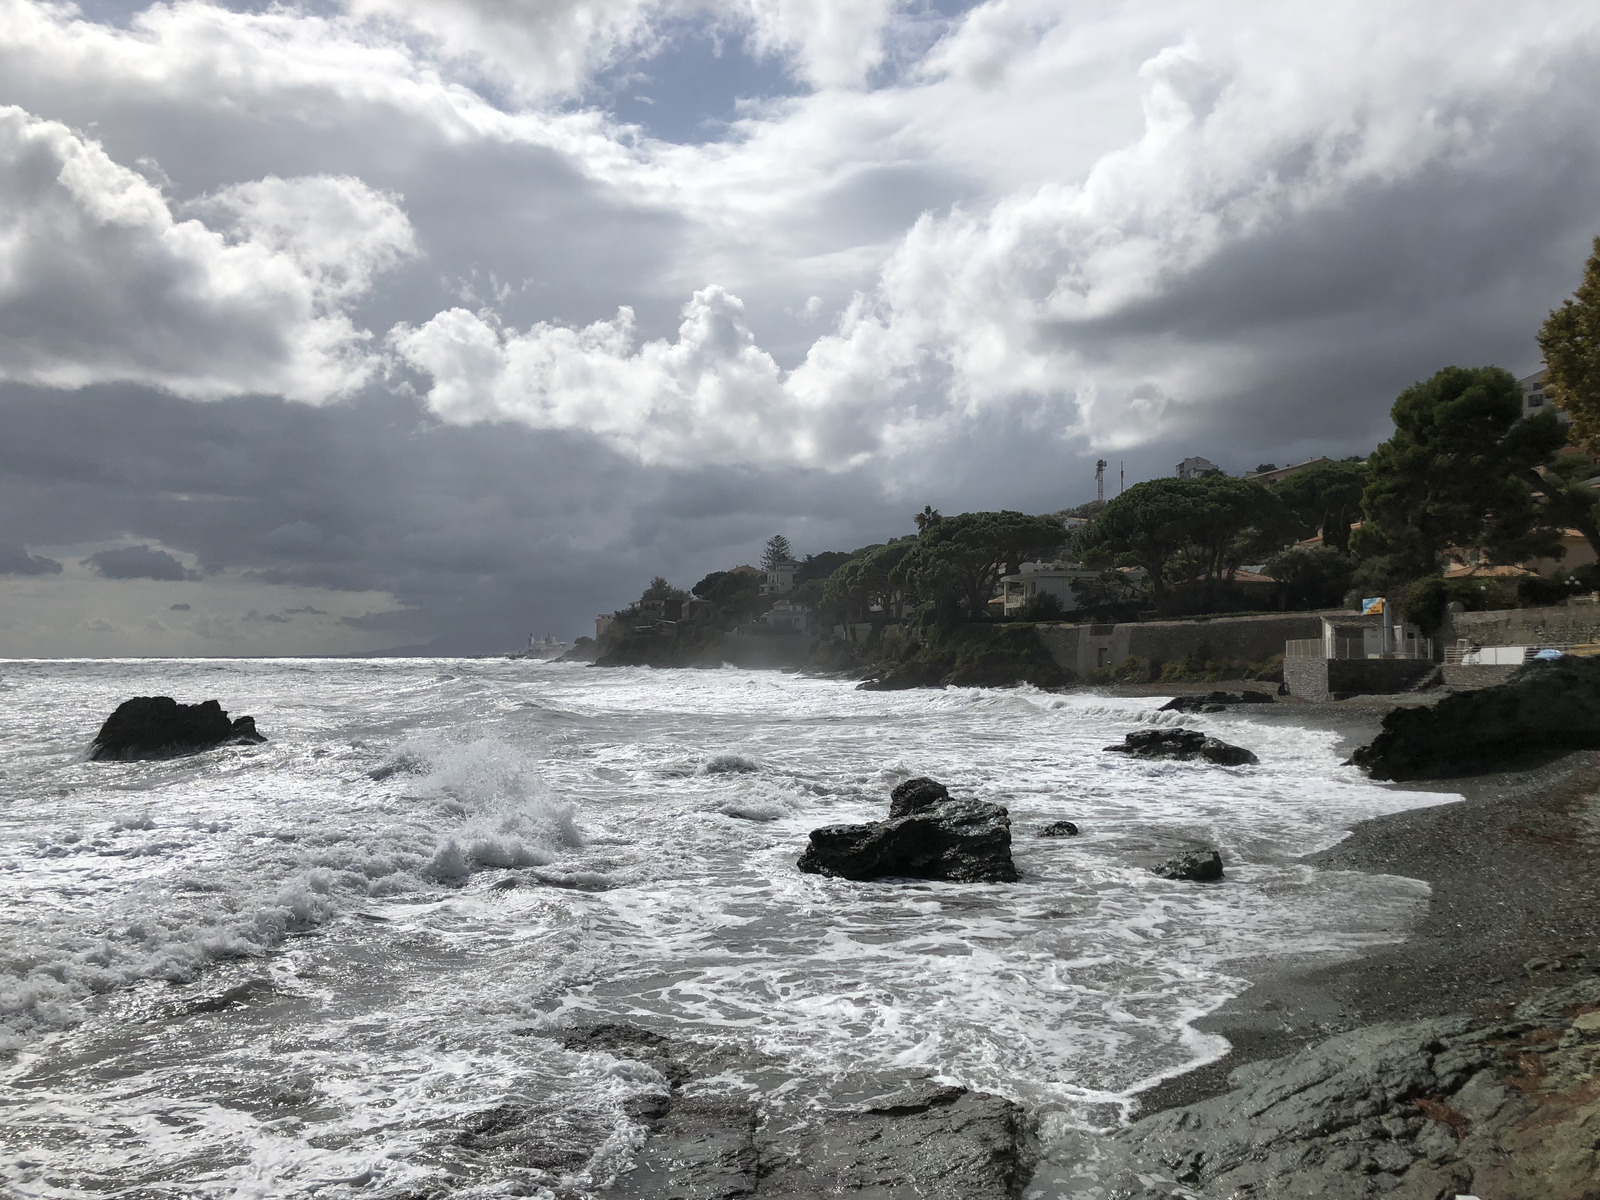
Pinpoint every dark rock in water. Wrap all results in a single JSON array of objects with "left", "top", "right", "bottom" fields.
[
  {"left": 1352, "top": 657, "right": 1600, "bottom": 781},
  {"left": 91, "top": 697, "right": 267, "bottom": 761},
  {"left": 888, "top": 776, "right": 950, "bottom": 818},
  {"left": 1037, "top": 820, "right": 1080, "bottom": 837},
  {"left": 857, "top": 662, "right": 948, "bottom": 691},
  {"left": 1153, "top": 849, "right": 1224, "bottom": 881},
  {"left": 798, "top": 780, "right": 1017, "bottom": 883},
  {"left": 1159, "top": 690, "right": 1275, "bottom": 712},
  {"left": 1104, "top": 728, "right": 1258, "bottom": 766}
]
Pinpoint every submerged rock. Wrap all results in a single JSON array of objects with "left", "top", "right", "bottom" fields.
[
  {"left": 1158, "top": 690, "right": 1274, "bottom": 712},
  {"left": 1352, "top": 657, "right": 1600, "bottom": 781},
  {"left": 1152, "top": 849, "right": 1224, "bottom": 881},
  {"left": 91, "top": 697, "right": 267, "bottom": 761},
  {"left": 1104, "top": 728, "right": 1258, "bottom": 766},
  {"left": 1037, "top": 820, "right": 1080, "bottom": 838},
  {"left": 1158, "top": 690, "right": 1276, "bottom": 713},
  {"left": 798, "top": 779, "right": 1017, "bottom": 883}
]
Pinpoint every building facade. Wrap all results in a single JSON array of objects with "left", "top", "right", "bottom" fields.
[{"left": 1176, "top": 455, "right": 1221, "bottom": 479}]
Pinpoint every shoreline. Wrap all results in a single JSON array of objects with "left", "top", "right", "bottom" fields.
[{"left": 1127, "top": 704, "right": 1600, "bottom": 1115}]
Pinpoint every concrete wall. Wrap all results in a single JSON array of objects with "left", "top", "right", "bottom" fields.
[
  {"left": 1036, "top": 612, "right": 1332, "bottom": 678},
  {"left": 1284, "top": 657, "right": 1438, "bottom": 701}
]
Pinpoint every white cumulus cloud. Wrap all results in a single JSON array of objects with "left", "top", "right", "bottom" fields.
[{"left": 0, "top": 106, "right": 415, "bottom": 402}]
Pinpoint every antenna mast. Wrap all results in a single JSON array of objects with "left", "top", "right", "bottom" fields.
[{"left": 1095, "top": 459, "right": 1106, "bottom": 503}]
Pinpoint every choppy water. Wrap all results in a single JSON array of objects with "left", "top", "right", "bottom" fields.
[{"left": 0, "top": 659, "right": 1452, "bottom": 1197}]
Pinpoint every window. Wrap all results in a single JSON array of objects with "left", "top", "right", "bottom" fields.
[{"left": 1529, "top": 394, "right": 1544, "bottom": 407}]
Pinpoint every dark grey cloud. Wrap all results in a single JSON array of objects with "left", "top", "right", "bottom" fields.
[
  {"left": 169, "top": 602, "right": 191, "bottom": 610},
  {"left": 81, "top": 545, "right": 198, "bottom": 581},
  {"left": 0, "top": 541, "right": 63, "bottom": 575},
  {"left": 0, "top": 382, "right": 907, "bottom": 652},
  {"left": 3, "top": 1, "right": 1600, "bottom": 656}
]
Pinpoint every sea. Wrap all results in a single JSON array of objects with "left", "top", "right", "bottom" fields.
[{"left": 0, "top": 658, "right": 1455, "bottom": 1197}]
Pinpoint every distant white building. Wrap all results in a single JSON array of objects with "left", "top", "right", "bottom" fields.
[
  {"left": 761, "top": 559, "right": 801, "bottom": 596},
  {"left": 996, "top": 563, "right": 1103, "bottom": 616},
  {"left": 1520, "top": 369, "right": 1567, "bottom": 423},
  {"left": 761, "top": 601, "right": 811, "bottom": 632},
  {"left": 1176, "top": 455, "right": 1221, "bottom": 479}
]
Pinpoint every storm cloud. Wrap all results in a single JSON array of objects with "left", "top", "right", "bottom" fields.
[
  {"left": 82, "top": 545, "right": 198, "bottom": 581},
  {"left": 0, "top": 541, "right": 62, "bottom": 576},
  {"left": 1, "top": 0, "right": 1598, "bottom": 653}
]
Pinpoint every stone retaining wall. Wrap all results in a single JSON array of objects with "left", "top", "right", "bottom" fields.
[
  {"left": 1037, "top": 612, "right": 1332, "bottom": 678},
  {"left": 1444, "top": 602, "right": 1600, "bottom": 649},
  {"left": 1284, "top": 657, "right": 1438, "bottom": 701}
]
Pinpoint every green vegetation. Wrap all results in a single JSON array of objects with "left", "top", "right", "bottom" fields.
[
  {"left": 1539, "top": 235, "right": 1600, "bottom": 448},
  {"left": 1351, "top": 366, "right": 1567, "bottom": 589},
  {"left": 761, "top": 534, "right": 795, "bottom": 571},
  {"left": 1074, "top": 475, "right": 1289, "bottom": 611},
  {"left": 890, "top": 510, "right": 1067, "bottom": 622},
  {"left": 863, "top": 622, "right": 1073, "bottom": 690},
  {"left": 1272, "top": 459, "right": 1366, "bottom": 550}
]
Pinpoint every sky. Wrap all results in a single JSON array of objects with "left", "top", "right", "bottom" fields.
[{"left": 2, "top": 0, "right": 1598, "bottom": 655}]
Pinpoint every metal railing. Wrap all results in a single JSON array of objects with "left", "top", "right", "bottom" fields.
[{"left": 1285, "top": 637, "right": 1433, "bottom": 661}]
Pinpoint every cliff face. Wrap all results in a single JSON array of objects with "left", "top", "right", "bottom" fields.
[{"left": 1051, "top": 974, "right": 1600, "bottom": 1199}]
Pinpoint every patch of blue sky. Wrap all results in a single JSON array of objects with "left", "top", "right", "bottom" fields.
[{"left": 588, "top": 20, "right": 804, "bottom": 145}]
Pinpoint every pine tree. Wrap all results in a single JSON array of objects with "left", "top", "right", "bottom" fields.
[
  {"left": 1538, "top": 235, "right": 1600, "bottom": 447},
  {"left": 761, "top": 534, "right": 795, "bottom": 571}
]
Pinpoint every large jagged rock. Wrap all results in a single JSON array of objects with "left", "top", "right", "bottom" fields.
[
  {"left": 1060, "top": 976, "right": 1600, "bottom": 1200},
  {"left": 798, "top": 778, "right": 1018, "bottom": 883},
  {"left": 1352, "top": 657, "right": 1600, "bottom": 781},
  {"left": 90, "top": 697, "right": 267, "bottom": 761},
  {"left": 1104, "top": 728, "right": 1258, "bottom": 766}
]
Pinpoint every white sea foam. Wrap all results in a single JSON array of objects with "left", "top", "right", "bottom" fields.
[{"left": 0, "top": 658, "right": 1459, "bottom": 1196}]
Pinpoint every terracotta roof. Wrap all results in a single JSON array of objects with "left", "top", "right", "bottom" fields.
[{"left": 1442, "top": 563, "right": 1535, "bottom": 579}]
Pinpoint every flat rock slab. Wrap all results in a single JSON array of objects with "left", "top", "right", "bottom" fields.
[
  {"left": 1158, "top": 691, "right": 1275, "bottom": 712},
  {"left": 608, "top": 1055, "right": 1034, "bottom": 1200},
  {"left": 91, "top": 696, "right": 266, "bottom": 761},
  {"left": 1054, "top": 975, "right": 1600, "bottom": 1199},
  {"left": 1104, "top": 728, "right": 1258, "bottom": 766}
]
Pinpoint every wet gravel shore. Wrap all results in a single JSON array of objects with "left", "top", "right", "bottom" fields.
[{"left": 1135, "top": 694, "right": 1600, "bottom": 1116}]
